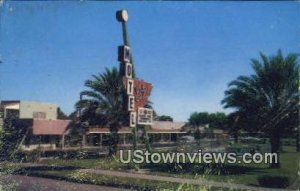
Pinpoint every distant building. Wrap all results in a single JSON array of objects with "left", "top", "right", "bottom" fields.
[
  {"left": 0, "top": 100, "right": 189, "bottom": 150},
  {"left": 1, "top": 100, "right": 57, "bottom": 120},
  {"left": 0, "top": 100, "right": 71, "bottom": 151},
  {"left": 87, "top": 121, "right": 187, "bottom": 146}
]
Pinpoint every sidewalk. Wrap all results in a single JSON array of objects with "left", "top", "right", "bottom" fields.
[
  {"left": 0, "top": 175, "right": 129, "bottom": 191},
  {"left": 6, "top": 163, "right": 297, "bottom": 191}
]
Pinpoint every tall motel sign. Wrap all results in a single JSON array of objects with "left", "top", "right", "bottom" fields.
[
  {"left": 116, "top": 10, "right": 153, "bottom": 139},
  {"left": 0, "top": 105, "right": 3, "bottom": 130}
]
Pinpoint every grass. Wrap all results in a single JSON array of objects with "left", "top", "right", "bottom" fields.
[
  {"left": 36, "top": 146, "right": 300, "bottom": 188},
  {"left": 19, "top": 169, "right": 231, "bottom": 191},
  {"left": 0, "top": 162, "right": 22, "bottom": 175},
  {"left": 203, "top": 147, "right": 300, "bottom": 186},
  {"left": 142, "top": 146, "right": 300, "bottom": 188},
  {"left": 40, "top": 156, "right": 129, "bottom": 170}
]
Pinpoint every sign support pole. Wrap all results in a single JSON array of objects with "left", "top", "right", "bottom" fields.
[
  {"left": 297, "top": 69, "right": 300, "bottom": 152},
  {"left": 120, "top": 14, "right": 135, "bottom": 78},
  {"left": 116, "top": 10, "right": 138, "bottom": 151}
]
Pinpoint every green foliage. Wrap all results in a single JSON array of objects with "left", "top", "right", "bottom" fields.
[
  {"left": 76, "top": 67, "right": 127, "bottom": 127},
  {"left": 76, "top": 67, "right": 127, "bottom": 155},
  {"left": 223, "top": 50, "right": 299, "bottom": 133},
  {"left": 224, "top": 112, "right": 241, "bottom": 141},
  {"left": 23, "top": 169, "right": 214, "bottom": 191},
  {"left": 208, "top": 112, "right": 227, "bottom": 129},
  {"left": 36, "top": 146, "right": 299, "bottom": 188},
  {"left": 189, "top": 112, "right": 210, "bottom": 127},
  {"left": 66, "top": 122, "right": 84, "bottom": 146},
  {"left": 188, "top": 112, "right": 227, "bottom": 129},
  {"left": 57, "top": 107, "right": 69, "bottom": 120},
  {"left": 12, "top": 150, "right": 41, "bottom": 162},
  {"left": 0, "top": 162, "right": 20, "bottom": 190},
  {"left": 142, "top": 126, "right": 152, "bottom": 153},
  {"left": 222, "top": 50, "right": 299, "bottom": 166},
  {"left": 257, "top": 175, "right": 290, "bottom": 188},
  {"left": 156, "top": 115, "right": 173, "bottom": 122},
  {"left": 194, "top": 128, "right": 201, "bottom": 140},
  {"left": 0, "top": 116, "right": 28, "bottom": 161}
]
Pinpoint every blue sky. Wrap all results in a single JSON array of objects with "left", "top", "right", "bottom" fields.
[{"left": 0, "top": 1, "right": 299, "bottom": 121}]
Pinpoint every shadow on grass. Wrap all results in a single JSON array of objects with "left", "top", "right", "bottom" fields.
[
  {"left": 13, "top": 165, "right": 80, "bottom": 175},
  {"left": 140, "top": 163, "right": 267, "bottom": 176}
]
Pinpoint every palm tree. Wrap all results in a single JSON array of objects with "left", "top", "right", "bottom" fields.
[
  {"left": 222, "top": 50, "right": 299, "bottom": 168},
  {"left": 76, "top": 67, "right": 127, "bottom": 156}
]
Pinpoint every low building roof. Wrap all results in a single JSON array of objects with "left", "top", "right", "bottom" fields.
[
  {"left": 88, "top": 125, "right": 186, "bottom": 134},
  {"left": 88, "top": 127, "right": 130, "bottom": 134},
  {"left": 88, "top": 121, "right": 186, "bottom": 134},
  {"left": 148, "top": 128, "right": 186, "bottom": 134},
  {"left": 152, "top": 121, "right": 185, "bottom": 130},
  {"left": 213, "top": 129, "right": 225, "bottom": 134},
  {"left": 32, "top": 119, "right": 71, "bottom": 135}
]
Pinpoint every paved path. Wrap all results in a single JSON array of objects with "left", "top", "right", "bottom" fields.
[
  {"left": 4, "top": 163, "right": 298, "bottom": 191},
  {"left": 80, "top": 168, "right": 296, "bottom": 191},
  {"left": 290, "top": 174, "right": 300, "bottom": 190},
  {"left": 0, "top": 175, "right": 129, "bottom": 191}
]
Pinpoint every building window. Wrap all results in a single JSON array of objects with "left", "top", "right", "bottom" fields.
[
  {"left": 6, "top": 109, "right": 20, "bottom": 118},
  {"left": 33, "top": 112, "right": 46, "bottom": 119}
]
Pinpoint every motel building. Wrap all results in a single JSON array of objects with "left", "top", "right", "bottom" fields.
[
  {"left": 87, "top": 121, "right": 187, "bottom": 147},
  {"left": 0, "top": 100, "right": 187, "bottom": 151}
]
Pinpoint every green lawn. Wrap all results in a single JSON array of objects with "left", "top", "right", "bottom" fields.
[
  {"left": 203, "top": 147, "right": 300, "bottom": 186},
  {"left": 20, "top": 169, "right": 230, "bottom": 191},
  {"left": 37, "top": 146, "right": 299, "bottom": 188},
  {"left": 151, "top": 146, "right": 300, "bottom": 188},
  {"left": 40, "top": 156, "right": 128, "bottom": 170}
]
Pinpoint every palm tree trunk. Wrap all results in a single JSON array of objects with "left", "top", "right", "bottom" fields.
[
  {"left": 108, "top": 123, "right": 120, "bottom": 156},
  {"left": 108, "top": 132, "right": 119, "bottom": 156},
  {"left": 132, "top": 127, "right": 138, "bottom": 150},
  {"left": 270, "top": 130, "right": 281, "bottom": 168},
  {"left": 82, "top": 134, "right": 86, "bottom": 147},
  {"left": 296, "top": 130, "right": 300, "bottom": 152},
  {"left": 143, "top": 126, "right": 151, "bottom": 153},
  {"left": 296, "top": 118, "right": 300, "bottom": 152},
  {"left": 233, "top": 132, "right": 238, "bottom": 143}
]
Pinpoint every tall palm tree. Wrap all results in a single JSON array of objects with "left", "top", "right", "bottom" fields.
[
  {"left": 222, "top": 50, "right": 299, "bottom": 168},
  {"left": 76, "top": 67, "right": 127, "bottom": 156}
]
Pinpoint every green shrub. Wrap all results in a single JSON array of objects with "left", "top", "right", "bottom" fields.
[
  {"left": 239, "top": 137, "right": 266, "bottom": 144},
  {"left": 281, "top": 139, "right": 296, "bottom": 146},
  {"left": 14, "top": 151, "right": 40, "bottom": 162},
  {"left": 257, "top": 175, "right": 290, "bottom": 188}
]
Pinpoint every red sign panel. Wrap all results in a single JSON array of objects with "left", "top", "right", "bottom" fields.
[{"left": 123, "top": 78, "right": 152, "bottom": 111}]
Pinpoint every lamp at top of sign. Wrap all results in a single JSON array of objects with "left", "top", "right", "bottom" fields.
[{"left": 116, "top": 10, "right": 128, "bottom": 22}]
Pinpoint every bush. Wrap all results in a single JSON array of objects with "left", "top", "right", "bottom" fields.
[
  {"left": 0, "top": 117, "right": 28, "bottom": 161},
  {"left": 257, "top": 175, "right": 290, "bottom": 188},
  {"left": 11, "top": 151, "right": 40, "bottom": 162},
  {"left": 281, "top": 139, "right": 296, "bottom": 146},
  {"left": 239, "top": 137, "right": 266, "bottom": 144}
]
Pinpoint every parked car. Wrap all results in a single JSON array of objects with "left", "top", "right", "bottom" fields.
[{"left": 179, "top": 135, "right": 195, "bottom": 143}]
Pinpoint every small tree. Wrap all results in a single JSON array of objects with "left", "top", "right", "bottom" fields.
[
  {"left": 209, "top": 112, "right": 227, "bottom": 129},
  {"left": 0, "top": 116, "right": 28, "bottom": 161},
  {"left": 155, "top": 115, "right": 173, "bottom": 122},
  {"left": 57, "top": 107, "right": 69, "bottom": 120},
  {"left": 188, "top": 112, "right": 210, "bottom": 128},
  {"left": 194, "top": 128, "right": 201, "bottom": 140}
]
